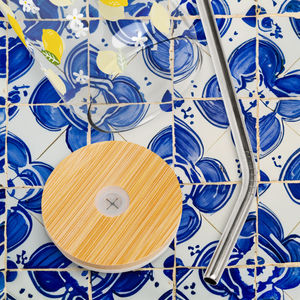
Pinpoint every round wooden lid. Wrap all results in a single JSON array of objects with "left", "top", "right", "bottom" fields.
[{"left": 42, "top": 141, "right": 182, "bottom": 272}]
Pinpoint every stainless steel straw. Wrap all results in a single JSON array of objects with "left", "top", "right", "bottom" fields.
[{"left": 194, "top": 0, "right": 257, "bottom": 285}]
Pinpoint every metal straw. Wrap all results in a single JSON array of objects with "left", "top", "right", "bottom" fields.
[{"left": 194, "top": 0, "right": 257, "bottom": 285}]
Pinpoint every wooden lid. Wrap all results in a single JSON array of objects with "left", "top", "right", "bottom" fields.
[{"left": 42, "top": 141, "right": 182, "bottom": 272}]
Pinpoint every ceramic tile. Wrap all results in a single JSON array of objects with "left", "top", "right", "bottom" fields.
[
  {"left": 258, "top": 183, "right": 300, "bottom": 265},
  {"left": 91, "top": 269, "right": 174, "bottom": 299},
  {"left": 174, "top": 17, "right": 257, "bottom": 99},
  {"left": 256, "top": 266, "right": 300, "bottom": 299},
  {"left": 0, "top": 125, "right": 5, "bottom": 188},
  {"left": 258, "top": 16, "right": 300, "bottom": 99},
  {"left": 174, "top": 100, "right": 257, "bottom": 183},
  {"left": 6, "top": 188, "right": 81, "bottom": 269},
  {"left": 259, "top": 106, "right": 300, "bottom": 181},
  {"left": 177, "top": 184, "right": 257, "bottom": 267},
  {"left": 0, "top": 189, "right": 5, "bottom": 271},
  {"left": 6, "top": 270, "right": 89, "bottom": 299},
  {"left": 257, "top": 0, "right": 298, "bottom": 14},
  {"left": 176, "top": 267, "right": 255, "bottom": 299}
]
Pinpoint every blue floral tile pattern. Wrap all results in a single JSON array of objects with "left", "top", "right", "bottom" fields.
[{"left": 0, "top": 0, "right": 300, "bottom": 298}]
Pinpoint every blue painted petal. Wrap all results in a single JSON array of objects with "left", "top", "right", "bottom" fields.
[
  {"left": 148, "top": 126, "right": 173, "bottom": 161},
  {"left": 175, "top": 117, "right": 204, "bottom": 164},
  {"left": 7, "top": 205, "right": 32, "bottom": 252},
  {"left": 192, "top": 183, "right": 235, "bottom": 213},
  {"left": 91, "top": 127, "right": 114, "bottom": 144},
  {"left": 177, "top": 204, "right": 201, "bottom": 244},
  {"left": 7, "top": 132, "right": 30, "bottom": 168},
  {"left": 7, "top": 38, "right": 34, "bottom": 84},
  {"left": 276, "top": 99, "right": 300, "bottom": 121},
  {"left": 195, "top": 158, "right": 230, "bottom": 182},
  {"left": 112, "top": 270, "right": 153, "bottom": 297},
  {"left": 194, "top": 99, "right": 229, "bottom": 128},
  {"left": 160, "top": 90, "right": 172, "bottom": 112},
  {"left": 280, "top": 148, "right": 300, "bottom": 188},
  {"left": 24, "top": 243, "right": 72, "bottom": 269},
  {"left": 259, "top": 112, "right": 284, "bottom": 158},
  {"left": 66, "top": 125, "right": 87, "bottom": 152},
  {"left": 258, "top": 203, "right": 284, "bottom": 242},
  {"left": 274, "top": 73, "right": 300, "bottom": 95},
  {"left": 228, "top": 39, "right": 256, "bottom": 91}
]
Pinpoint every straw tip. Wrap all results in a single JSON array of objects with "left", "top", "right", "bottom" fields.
[{"left": 204, "top": 276, "right": 218, "bottom": 286}]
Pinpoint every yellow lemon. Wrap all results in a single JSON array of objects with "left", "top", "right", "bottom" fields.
[
  {"left": 49, "top": 0, "right": 74, "bottom": 6},
  {"left": 150, "top": 2, "right": 170, "bottom": 34},
  {"left": 98, "top": 0, "right": 125, "bottom": 21},
  {"left": 7, "top": 14, "right": 26, "bottom": 46},
  {"left": 96, "top": 51, "right": 123, "bottom": 75},
  {"left": 42, "top": 29, "right": 64, "bottom": 62},
  {"left": 46, "top": 69, "right": 66, "bottom": 95},
  {"left": 100, "top": 0, "right": 127, "bottom": 7}
]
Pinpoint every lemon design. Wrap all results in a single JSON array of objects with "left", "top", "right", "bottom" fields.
[
  {"left": 46, "top": 69, "right": 66, "bottom": 95},
  {"left": 100, "top": 0, "right": 127, "bottom": 7},
  {"left": 98, "top": 0, "right": 125, "bottom": 21},
  {"left": 150, "top": 2, "right": 170, "bottom": 34},
  {"left": 96, "top": 51, "right": 123, "bottom": 75},
  {"left": 7, "top": 14, "right": 26, "bottom": 46},
  {"left": 49, "top": 0, "right": 74, "bottom": 6},
  {"left": 42, "top": 29, "right": 64, "bottom": 65}
]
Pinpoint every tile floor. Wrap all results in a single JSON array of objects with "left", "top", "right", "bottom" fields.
[{"left": 1, "top": 0, "right": 300, "bottom": 299}]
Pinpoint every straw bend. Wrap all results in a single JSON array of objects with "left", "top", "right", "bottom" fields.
[{"left": 194, "top": 0, "right": 257, "bottom": 285}]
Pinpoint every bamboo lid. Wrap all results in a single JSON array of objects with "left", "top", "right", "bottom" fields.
[{"left": 42, "top": 141, "right": 182, "bottom": 272}]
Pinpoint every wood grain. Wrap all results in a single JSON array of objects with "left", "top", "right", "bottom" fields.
[{"left": 42, "top": 141, "right": 182, "bottom": 271}]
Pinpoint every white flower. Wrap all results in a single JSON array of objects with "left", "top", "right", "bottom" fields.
[
  {"left": 19, "top": 0, "right": 32, "bottom": 12},
  {"left": 73, "top": 70, "right": 89, "bottom": 83},
  {"left": 73, "top": 23, "right": 88, "bottom": 38},
  {"left": 131, "top": 31, "right": 148, "bottom": 48},
  {"left": 66, "top": 8, "right": 83, "bottom": 29},
  {"left": 30, "top": 2, "right": 40, "bottom": 14}
]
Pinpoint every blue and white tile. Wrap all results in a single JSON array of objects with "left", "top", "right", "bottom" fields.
[
  {"left": 174, "top": 17, "right": 257, "bottom": 99},
  {"left": 258, "top": 183, "right": 300, "bottom": 265},
  {"left": 7, "top": 270, "right": 89, "bottom": 299},
  {"left": 173, "top": 99, "right": 257, "bottom": 183},
  {"left": 176, "top": 267, "right": 255, "bottom": 300},
  {"left": 6, "top": 187, "right": 81, "bottom": 269},
  {"left": 7, "top": 105, "right": 71, "bottom": 187},
  {"left": 177, "top": 184, "right": 257, "bottom": 267},
  {"left": 259, "top": 106, "right": 300, "bottom": 181},
  {"left": 258, "top": 17, "right": 300, "bottom": 99},
  {"left": 120, "top": 103, "right": 173, "bottom": 150},
  {"left": 0, "top": 189, "right": 5, "bottom": 271},
  {"left": 256, "top": 266, "right": 300, "bottom": 300},
  {"left": 91, "top": 269, "right": 174, "bottom": 300},
  {"left": 258, "top": 0, "right": 297, "bottom": 14}
]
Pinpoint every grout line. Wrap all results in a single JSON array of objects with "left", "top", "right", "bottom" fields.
[
  {"left": 88, "top": 270, "right": 92, "bottom": 300},
  {"left": 3, "top": 21, "right": 9, "bottom": 298},
  {"left": 201, "top": 212, "right": 222, "bottom": 235},
  {"left": 254, "top": 2, "right": 260, "bottom": 298}
]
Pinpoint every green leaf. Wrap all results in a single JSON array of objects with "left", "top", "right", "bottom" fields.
[
  {"left": 117, "top": 48, "right": 127, "bottom": 72},
  {"left": 41, "top": 50, "right": 60, "bottom": 66}
]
